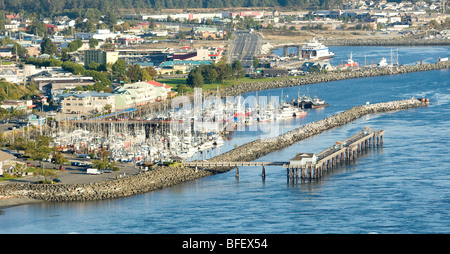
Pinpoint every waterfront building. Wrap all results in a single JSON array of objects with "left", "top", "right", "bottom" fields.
[
  {"left": 0, "top": 150, "right": 17, "bottom": 177},
  {"left": 289, "top": 153, "right": 317, "bottom": 168},
  {"left": 60, "top": 91, "right": 115, "bottom": 115},
  {"left": 84, "top": 50, "right": 119, "bottom": 67},
  {"left": 114, "top": 80, "right": 171, "bottom": 110}
]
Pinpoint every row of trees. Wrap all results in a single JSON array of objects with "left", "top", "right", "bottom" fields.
[
  {"left": 0, "top": 0, "right": 342, "bottom": 16},
  {"left": 186, "top": 60, "right": 244, "bottom": 88}
]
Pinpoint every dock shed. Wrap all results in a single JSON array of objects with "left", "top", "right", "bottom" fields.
[{"left": 289, "top": 153, "right": 317, "bottom": 167}]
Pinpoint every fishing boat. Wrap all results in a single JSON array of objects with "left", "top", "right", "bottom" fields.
[
  {"left": 344, "top": 52, "right": 359, "bottom": 67},
  {"left": 378, "top": 57, "right": 390, "bottom": 67},
  {"left": 311, "top": 95, "right": 330, "bottom": 109},
  {"left": 276, "top": 103, "right": 307, "bottom": 119}
]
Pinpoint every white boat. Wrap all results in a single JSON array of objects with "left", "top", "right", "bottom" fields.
[
  {"left": 300, "top": 38, "right": 335, "bottom": 60},
  {"left": 378, "top": 57, "right": 391, "bottom": 67},
  {"left": 276, "top": 103, "right": 307, "bottom": 119}
]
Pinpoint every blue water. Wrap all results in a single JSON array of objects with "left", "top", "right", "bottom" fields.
[
  {"left": 1, "top": 47, "right": 449, "bottom": 234},
  {"left": 272, "top": 45, "right": 450, "bottom": 66}
]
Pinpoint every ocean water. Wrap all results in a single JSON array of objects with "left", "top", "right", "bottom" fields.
[{"left": 0, "top": 47, "right": 449, "bottom": 234}]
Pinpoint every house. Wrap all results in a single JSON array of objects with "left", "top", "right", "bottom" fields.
[
  {"left": 0, "top": 150, "right": 17, "bottom": 176},
  {"left": 45, "top": 24, "right": 58, "bottom": 34},
  {"left": 0, "top": 47, "right": 13, "bottom": 58},
  {"left": 289, "top": 153, "right": 317, "bottom": 168}
]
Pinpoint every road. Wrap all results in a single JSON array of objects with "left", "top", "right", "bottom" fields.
[{"left": 230, "top": 31, "right": 263, "bottom": 73}]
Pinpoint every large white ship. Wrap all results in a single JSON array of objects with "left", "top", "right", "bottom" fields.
[{"left": 300, "top": 38, "right": 335, "bottom": 61}]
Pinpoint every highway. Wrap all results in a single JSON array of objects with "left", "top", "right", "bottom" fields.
[{"left": 230, "top": 31, "right": 263, "bottom": 73}]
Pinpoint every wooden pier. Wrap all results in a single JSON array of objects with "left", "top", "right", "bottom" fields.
[
  {"left": 285, "top": 127, "right": 384, "bottom": 180},
  {"left": 184, "top": 127, "right": 384, "bottom": 180}
]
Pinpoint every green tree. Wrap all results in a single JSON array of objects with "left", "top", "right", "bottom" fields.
[
  {"left": 112, "top": 59, "right": 127, "bottom": 78},
  {"left": 89, "top": 38, "right": 99, "bottom": 49},
  {"left": 202, "top": 65, "right": 218, "bottom": 83},
  {"left": 232, "top": 60, "right": 245, "bottom": 80},
  {"left": 215, "top": 61, "right": 232, "bottom": 82},
  {"left": 186, "top": 68, "right": 204, "bottom": 88},
  {"left": 40, "top": 37, "right": 57, "bottom": 55},
  {"left": 252, "top": 56, "right": 259, "bottom": 69},
  {"left": 53, "top": 152, "right": 69, "bottom": 166},
  {"left": 127, "top": 63, "right": 142, "bottom": 82}
]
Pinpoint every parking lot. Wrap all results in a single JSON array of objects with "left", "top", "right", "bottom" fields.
[{"left": 6, "top": 157, "right": 143, "bottom": 185}]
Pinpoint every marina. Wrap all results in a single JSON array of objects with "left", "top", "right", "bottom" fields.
[
  {"left": 1, "top": 45, "right": 449, "bottom": 234},
  {"left": 51, "top": 89, "right": 312, "bottom": 163}
]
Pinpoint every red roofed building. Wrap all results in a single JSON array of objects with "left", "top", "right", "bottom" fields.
[
  {"left": 45, "top": 24, "right": 58, "bottom": 34},
  {"left": 145, "top": 80, "right": 172, "bottom": 100}
]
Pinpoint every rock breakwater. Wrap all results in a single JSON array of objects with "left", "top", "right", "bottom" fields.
[
  {"left": 0, "top": 165, "right": 213, "bottom": 202},
  {"left": 321, "top": 38, "right": 450, "bottom": 47},
  {"left": 209, "top": 98, "right": 427, "bottom": 165},
  {"left": 221, "top": 61, "right": 450, "bottom": 97},
  {"left": 0, "top": 98, "right": 428, "bottom": 203}
]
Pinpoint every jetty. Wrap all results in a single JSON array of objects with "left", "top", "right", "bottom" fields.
[
  {"left": 185, "top": 127, "right": 384, "bottom": 180},
  {"left": 0, "top": 98, "right": 427, "bottom": 203}
]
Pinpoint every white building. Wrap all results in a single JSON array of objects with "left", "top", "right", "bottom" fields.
[
  {"left": 60, "top": 92, "right": 116, "bottom": 115},
  {"left": 114, "top": 80, "right": 171, "bottom": 110},
  {"left": 289, "top": 153, "right": 317, "bottom": 167}
]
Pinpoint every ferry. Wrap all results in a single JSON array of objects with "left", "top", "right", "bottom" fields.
[{"left": 300, "top": 38, "right": 335, "bottom": 61}]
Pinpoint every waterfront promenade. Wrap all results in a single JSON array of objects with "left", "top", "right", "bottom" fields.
[{"left": 0, "top": 98, "right": 428, "bottom": 205}]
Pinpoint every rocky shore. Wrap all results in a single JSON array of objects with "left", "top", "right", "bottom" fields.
[
  {"left": 321, "top": 38, "right": 450, "bottom": 47},
  {"left": 0, "top": 98, "right": 428, "bottom": 204},
  {"left": 220, "top": 61, "right": 450, "bottom": 97}
]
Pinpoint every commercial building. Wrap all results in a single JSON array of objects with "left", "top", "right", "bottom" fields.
[
  {"left": 114, "top": 81, "right": 171, "bottom": 110},
  {"left": 172, "top": 47, "right": 223, "bottom": 62},
  {"left": 60, "top": 92, "right": 115, "bottom": 115},
  {"left": 84, "top": 50, "right": 119, "bottom": 67}
]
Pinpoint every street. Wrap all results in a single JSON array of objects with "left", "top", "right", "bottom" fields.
[{"left": 231, "top": 31, "right": 263, "bottom": 72}]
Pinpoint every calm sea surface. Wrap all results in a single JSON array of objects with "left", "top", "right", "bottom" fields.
[{"left": 0, "top": 46, "right": 449, "bottom": 234}]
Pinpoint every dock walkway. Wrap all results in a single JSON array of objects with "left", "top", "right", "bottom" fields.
[{"left": 184, "top": 127, "right": 384, "bottom": 180}]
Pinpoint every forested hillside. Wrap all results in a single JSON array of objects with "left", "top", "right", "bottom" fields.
[{"left": 0, "top": 0, "right": 341, "bottom": 15}]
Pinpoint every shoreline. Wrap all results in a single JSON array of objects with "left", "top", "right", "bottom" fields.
[
  {"left": 0, "top": 196, "right": 44, "bottom": 210},
  {"left": 0, "top": 98, "right": 428, "bottom": 207},
  {"left": 220, "top": 61, "right": 450, "bottom": 97}
]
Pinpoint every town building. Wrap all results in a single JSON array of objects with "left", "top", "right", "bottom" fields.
[
  {"left": 0, "top": 100, "right": 34, "bottom": 114},
  {"left": 84, "top": 50, "right": 119, "bottom": 67},
  {"left": 27, "top": 113, "right": 46, "bottom": 126},
  {"left": 289, "top": 153, "right": 317, "bottom": 168},
  {"left": 0, "top": 48, "right": 13, "bottom": 58},
  {"left": 114, "top": 81, "right": 171, "bottom": 110},
  {"left": 59, "top": 91, "right": 116, "bottom": 115},
  {"left": 172, "top": 46, "right": 223, "bottom": 62},
  {"left": 0, "top": 150, "right": 17, "bottom": 177}
]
